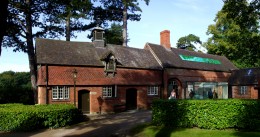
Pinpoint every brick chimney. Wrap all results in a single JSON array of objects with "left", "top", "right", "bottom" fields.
[{"left": 160, "top": 30, "right": 171, "bottom": 49}]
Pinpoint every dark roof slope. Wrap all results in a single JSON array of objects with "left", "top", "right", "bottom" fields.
[
  {"left": 147, "top": 43, "right": 237, "bottom": 72},
  {"left": 36, "top": 38, "right": 161, "bottom": 69},
  {"left": 229, "top": 68, "right": 260, "bottom": 85}
]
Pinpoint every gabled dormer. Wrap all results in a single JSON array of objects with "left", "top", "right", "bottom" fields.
[{"left": 100, "top": 51, "right": 119, "bottom": 76}]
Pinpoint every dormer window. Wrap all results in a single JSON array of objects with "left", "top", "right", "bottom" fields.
[
  {"left": 105, "top": 55, "right": 116, "bottom": 72},
  {"left": 100, "top": 51, "right": 119, "bottom": 76}
]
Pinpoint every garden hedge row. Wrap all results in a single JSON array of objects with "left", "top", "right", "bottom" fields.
[
  {"left": 152, "top": 99, "right": 260, "bottom": 130},
  {"left": 0, "top": 104, "right": 83, "bottom": 131}
]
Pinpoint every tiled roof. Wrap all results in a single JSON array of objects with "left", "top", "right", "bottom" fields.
[
  {"left": 146, "top": 43, "right": 237, "bottom": 72},
  {"left": 229, "top": 68, "right": 260, "bottom": 85},
  {"left": 36, "top": 38, "right": 162, "bottom": 70}
]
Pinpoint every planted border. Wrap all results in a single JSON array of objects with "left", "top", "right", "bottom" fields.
[
  {"left": 0, "top": 104, "right": 83, "bottom": 131},
  {"left": 152, "top": 99, "right": 260, "bottom": 130}
]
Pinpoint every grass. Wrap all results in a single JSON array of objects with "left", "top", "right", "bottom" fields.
[{"left": 130, "top": 123, "right": 260, "bottom": 137}]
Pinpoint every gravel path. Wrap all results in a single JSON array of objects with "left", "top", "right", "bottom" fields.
[{"left": 0, "top": 110, "right": 152, "bottom": 137}]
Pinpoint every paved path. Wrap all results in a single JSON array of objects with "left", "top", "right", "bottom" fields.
[{"left": 0, "top": 110, "right": 152, "bottom": 137}]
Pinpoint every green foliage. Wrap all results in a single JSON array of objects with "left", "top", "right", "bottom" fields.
[
  {"left": 152, "top": 99, "right": 260, "bottom": 130},
  {"left": 0, "top": 71, "right": 34, "bottom": 104},
  {"left": 206, "top": 0, "right": 260, "bottom": 68},
  {"left": 105, "top": 23, "right": 123, "bottom": 45},
  {"left": 177, "top": 34, "right": 202, "bottom": 51},
  {"left": 0, "top": 104, "right": 83, "bottom": 131}
]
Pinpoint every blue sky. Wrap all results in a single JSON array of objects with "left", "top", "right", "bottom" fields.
[{"left": 0, "top": 0, "right": 223, "bottom": 73}]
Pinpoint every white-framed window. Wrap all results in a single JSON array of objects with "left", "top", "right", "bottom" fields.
[
  {"left": 148, "top": 86, "right": 159, "bottom": 95},
  {"left": 240, "top": 86, "right": 247, "bottom": 95},
  {"left": 102, "top": 86, "right": 117, "bottom": 98},
  {"left": 52, "top": 86, "right": 70, "bottom": 99}
]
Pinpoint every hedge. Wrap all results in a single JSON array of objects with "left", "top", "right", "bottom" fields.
[
  {"left": 152, "top": 99, "right": 260, "bottom": 130},
  {"left": 0, "top": 104, "right": 83, "bottom": 131}
]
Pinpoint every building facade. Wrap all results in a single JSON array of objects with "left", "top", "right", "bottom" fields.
[
  {"left": 229, "top": 68, "right": 260, "bottom": 99},
  {"left": 36, "top": 29, "right": 237, "bottom": 114}
]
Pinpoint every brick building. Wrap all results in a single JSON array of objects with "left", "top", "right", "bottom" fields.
[
  {"left": 145, "top": 30, "right": 237, "bottom": 100},
  {"left": 229, "top": 68, "right": 260, "bottom": 99},
  {"left": 36, "top": 28, "right": 237, "bottom": 114}
]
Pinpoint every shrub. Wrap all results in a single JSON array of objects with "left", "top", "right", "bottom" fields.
[
  {"left": 152, "top": 99, "right": 260, "bottom": 130},
  {"left": 0, "top": 104, "right": 83, "bottom": 131}
]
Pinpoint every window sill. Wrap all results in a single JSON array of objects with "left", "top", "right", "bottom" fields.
[
  {"left": 147, "top": 94, "right": 159, "bottom": 96},
  {"left": 52, "top": 99, "right": 70, "bottom": 102},
  {"left": 102, "top": 97, "right": 118, "bottom": 100}
]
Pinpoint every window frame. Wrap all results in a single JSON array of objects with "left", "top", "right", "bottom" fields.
[
  {"left": 102, "top": 85, "right": 117, "bottom": 98},
  {"left": 240, "top": 86, "right": 247, "bottom": 95},
  {"left": 147, "top": 86, "right": 159, "bottom": 96},
  {"left": 52, "top": 86, "right": 70, "bottom": 100}
]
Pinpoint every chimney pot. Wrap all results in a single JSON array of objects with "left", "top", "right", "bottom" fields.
[{"left": 160, "top": 30, "right": 171, "bottom": 49}]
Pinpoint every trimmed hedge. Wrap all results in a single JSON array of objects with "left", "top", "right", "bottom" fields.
[
  {"left": 0, "top": 104, "right": 83, "bottom": 131},
  {"left": 152, "top": 99, "right": 260, "bottom": 130}
]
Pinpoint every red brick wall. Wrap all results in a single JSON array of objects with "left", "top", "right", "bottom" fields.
[
  {"left": 37, "top": 65, "right": 162, "bottom": 114},
  {"left": 38, "top": 66, "right": 162, "bottom": 86},
  {"left": 39, "top": 85, "right": 161, "bottom": 114}
]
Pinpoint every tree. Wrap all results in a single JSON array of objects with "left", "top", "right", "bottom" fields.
[
  {"left": 122, "top": 0, "right": 149, "bottom": 47},
  {"left": 177, "top": 34, "right": 202, "bottom": 51},
  {"left": 105, "top": 23, "right": 123, "bottom": 45},
  {"left": 97, "top": 0, "right": 150, "bottom": 46},
  {"left": 0, "top": 71, "right": 34, "bottom": 104},
  {"left": 206, "top": 0, "right": 260, "bottom": 68},
  {"left": 0, "top": 0, "right": 9, "bottom": 56},
  {"left": 4, "top": 0, "right": 95, "bottom": 103},
  {"left": 3, "top": 0, "right": 63, "bottom": 103},
  {"left": 46, "top": 0, "right": 93, "bottom": 41}
]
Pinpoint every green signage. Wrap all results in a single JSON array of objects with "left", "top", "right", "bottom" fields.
[{"left": 179, "top": 54, "right": 221, "bottom": 64}]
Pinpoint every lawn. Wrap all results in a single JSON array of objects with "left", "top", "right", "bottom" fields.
[{"left": 130, "top": 124, "right": 260, "bottom": 137}]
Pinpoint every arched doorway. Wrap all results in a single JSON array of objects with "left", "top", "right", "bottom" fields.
[
  {"left": 126, "top": 88, "right": 137, "bottom": 110},
  {"left": 78, "top": 90, "right": 90, "bottom": 113},
  {"left": 168, "top": 79, "right": 181, "bottom": 99}
]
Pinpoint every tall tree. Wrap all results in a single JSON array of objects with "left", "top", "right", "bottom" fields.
[
  {"left": 206, "top": 0, "right": 260, "bottom": 68},
  {"left": 177, "top": 34, "right": 202, "bottom": 51},
  {"left": 97, "top": 0, "right": 150, "bottom": 46},
  {"left": 122, "top": 0, "right": 149, "bottom": 47},
  {"left": 47, "top": 0, "right": 93, "bottom": 41},
  {"left": 0, "top": 0, "right": 9, "bottom": 56},
  {"left": 3, "top": 0, "right": 65, "bottom": 103}
]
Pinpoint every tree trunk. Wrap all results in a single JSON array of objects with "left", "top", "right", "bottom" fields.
[
  {"left": 66, "top": 13, "right": 71, "bottom": 41},
  {"left": 122, "top": 5, "right": 127, "bottom": 47},
  {"left": 25, "top": 0, "right": 38, "bottom": 104},
  {"left": 0, "top": 0, "right": 9, "bottom": 56}
]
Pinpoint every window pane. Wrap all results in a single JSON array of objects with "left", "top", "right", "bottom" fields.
[
  {"left": 103, "top": 86, "right": 114, "bottom": 97},
  {"left": 52, "top": 87, "right": 58, "bottom": 99},
  {"left": 148, "top": 86, "right": 159, "bottom": 95},
  {"left": 64, "top": 87, "right": 69, "bottom": 99}
]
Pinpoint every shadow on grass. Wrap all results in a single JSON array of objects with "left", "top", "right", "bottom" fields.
[
  {"left": 155, "top": 127, "right": 185, "bottom": 137},
  {"left": 232, "top": 130, "right": 260, "bottom": 137},
  {"left": 129, "top": 123, "right": 185, "bottom": 137}
]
